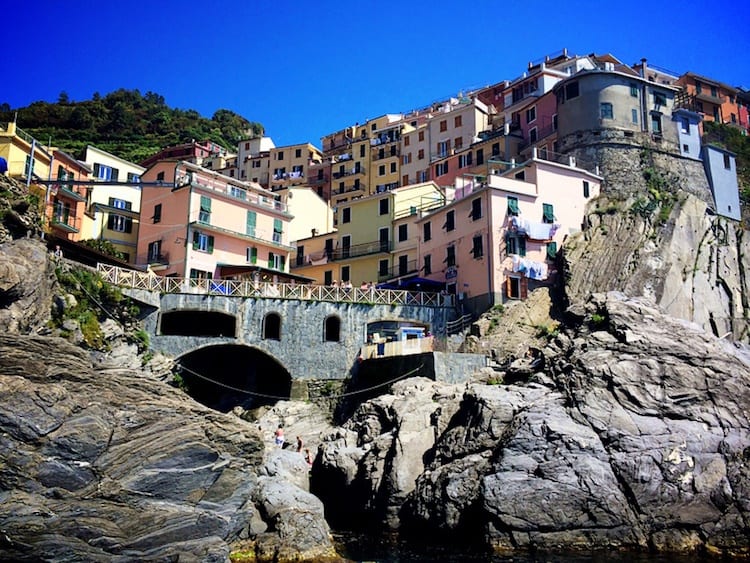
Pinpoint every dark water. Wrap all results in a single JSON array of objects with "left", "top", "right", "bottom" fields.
[{"left": 332, "top": 532, "right": 716, "bottom": 563}]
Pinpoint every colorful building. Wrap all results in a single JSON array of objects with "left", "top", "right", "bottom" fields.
[
  {"left": 46, "top": 150, "right": 91, "bottom": 241},
  {"left": 676, "top": 72, "right": 744, "bottom": 129},
  {"left": 80, "top": 145, "right": 146, "bottom": 264},
  {"left": 268, "top": 143, "right": 323, "bottom": 193},
  {"left": 418, "top": 152, "right": 601, "bottom": 314},
  {"left": 137, "top": 160, "right": 295, "bottom": 283},
  {"left": 0, "top": 121, "right": 51, "bottom": 183}
]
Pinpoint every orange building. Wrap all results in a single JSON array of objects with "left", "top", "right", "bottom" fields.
[
  {"left": 46, "top": 150, "right": 90, "bottom": 241},
  {"left": 676, "top": 72, "right": 743, "bottom": 130}
]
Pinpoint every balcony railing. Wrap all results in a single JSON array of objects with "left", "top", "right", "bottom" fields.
[
  {"left": 375, "top": 182, "right": 399, "bottom": 193},
  {"left": 378, "top": 259, "right": 418, "bottom": 281},
  {"left": 332, "top": 167, "right": 365, "bottom": 179},
  {"left": 272, "top": 171, "right": 305, "bottom": 181},
  {"left": 332, "top": 239, "right": 391, "bottom": 261},
  {"left": 147, "top": 252, "right": 170, "bottom": 265},
  {"left": 97, "top": 263, "right": 450, "bottom": 308},
  {"left": 51, "top": 210, "right": 81, "bottom": 233},
  {"left": 372, "top": 146, "right": 400, "bottom": 161},
  {"left": 184, "top": 172, "right": 288, "bottom": 213}
]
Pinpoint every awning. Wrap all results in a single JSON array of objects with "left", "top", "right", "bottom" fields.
[{"left": 217, "top": 263, "right": 316, "bottom": 283}]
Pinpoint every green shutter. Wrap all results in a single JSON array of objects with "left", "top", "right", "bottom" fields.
[
  {"left": 274, "top": 218, "right": 282, "bottom": 233},
  {"left": 268, "top": 252, "right": 274, "bottom": 268},
  {"left": 192, "top": 231, "right": 200, "bottom": 250},
  {"left": 246, "top": 211, "right": 257, "bottom": 236},
  {"left": 250, "top": 247, "right": 257, "bottom": 264},
  {"left": 547, "top": 241, "right": 557, "bottom": 260},
  {"left": 508, "top": 197, "right": 519, "bottom": 215},
  {"left": 280, "top": 255, "right": 286, "bottom": 270},
  {"left": 543, "top": 203, "right": 554, "bottom": 223},
  {"left": 207, "top": 236, "right": 214, "bottom": 253},
  {"left": 519, "top": 237, "right": 526, "bottom": 257},
  {"left": 200, "top": 195, "right": 211, "bottom": 211}
]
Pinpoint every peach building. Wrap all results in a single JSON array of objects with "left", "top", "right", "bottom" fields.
[
  {"left": 46, "top": 149, "right": 91, "bottom": 241},
  {"left": 418, "top": 151, "right": 601, "bottom": 314},
  {"left": 137, "top": 160, "right": 294, "bottom": 283}
]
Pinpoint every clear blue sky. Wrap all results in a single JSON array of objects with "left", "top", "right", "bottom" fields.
[{"left": 6, "top": 0, "right": 748, "bottom": 148}]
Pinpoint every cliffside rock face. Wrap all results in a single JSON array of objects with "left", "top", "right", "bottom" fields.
[
  {"left": 405, "top": 293, "right": 750, "bottom": 555},
  {"left": 313, "top": 378, "right": 464, "bottom": 529},
  {"left": 0, "top": 238, "right": 57, "bottom": 334},
  {"left": 0, "top": 334, "right": 338, "bottom": 562}
]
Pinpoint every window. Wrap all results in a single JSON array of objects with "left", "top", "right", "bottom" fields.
[
  {"left": 680, "top": 117, "right": 690, "bottom": 134},
  {"left": 454, "top": 115, "right": 462, "bottom": 128},
  {"left": 403, "top": 153, "right": 412, "bottom": 165},
  {"left": 458, "top": 153, "right": 472, "bottom": 168},
  {"left": 263, "top": 313, "right": 281, "bottom": 340},
  {"left": 109, "top": 197, "right": 130, "bottom": 210},
  {"left": 108, "top": 213, "right": 132, "bottom": 233},
  {"left": 630, "top": 83, "right": 639, "bottom": 97},
  {"left": 651, "top": 113, "right": 663, "bottom": 134},
  {"left": 390, "top": 162, "right": 397, "bottom": 173},
  {"left": 565, "top": 81, "right": 579, "bottom": 100},
  {"left": 402, "top": 174, "right": 409, "bottom": 185},
  {"left": 439, "top": 120, "right": 447, "bottom": 132},
  {"left": 379, "top": 164, "right": 386, "bottom": 176},
  {"left": 600, "top": 102, "right": 613, "bottom": 119},
  {"left": 515, "top": 170, "right": 526, "bottom": 181},
  {"left": 404, "top": 135, "right": 410, "bottom": 146},
  {"left": 360, "top": 144, "right": 366, "bottom": 157},
  {"left": 268, "top": 251, "right": 285, "bottom": 270},
  {"left": 127, "top": 172, "right": 140, "bottom": 183},
  {"left": 342, "top": 207, "right": 351, "bottom": 223},
  {"left": 295, "top": 148, "right": 302, "bottom": 158},
  {"left": 417, "top": 170, "right": 428, "bottom": 183},
  {"left": 277, "top": 151, "right": 284, "bottom": 160},
  {"left": 247, "top": 246, "right": 257, "bottom": 264},
  {"left": 547, "top": 242, "right": 558, "bottom": 260},
  {"left": 93, "top": 163, "right": 119, "bottom": 181},
  {"left": 273, "top": 219, "right": 283, "bottom": 243},
  {"left": 229, "top": 185, "right": 246, "bottom": 199},
  {"left": 476, "top": 148, "right": 484, "bottom": 165},
  {"left": 199, "top": 195, "right": 211, "bottom": 223},
  {"left": 398, "top": 224, "right": 408, "bottom": 242},
  {"left": 683, "top": 144, "right": 690, "bottom": 154},
  {"left": 653, "top": 92, "right": 667, "bottom": 106},
  {"left": 147, "top": 240, "right": 161, "bottom": 261},
  {"left": 696, "top": 82, "right": 702, "bottom": 94},
  {"left": 529, "top": 127, "right": 538, "bottom": 143},
  {"left": 507, "top": 196, "right": 519, "bottom": 216},
  {"left": 324, "top": 270, "right": 333, "bottom": 286},
  {"left": 542, "top": 203, "right": 554, "bottom": 224},
  {"left": 472, "top": 235, "right": 483, "bottom": 258},
  {"left": 710, "top": 85, "right": 717, "bottom": 97},
  {"left": 471, "top": 198, "right": 482, "bottom": 220},
  {"left": 437, "top": 140, "right": 450, "bottom": 157},
  {"left": 632, "top": 109, "right": 639, "bottom": 124},
  {"left": 379, "top": 198, "right": 389, "bottom": 215},
  {"left": 423, "top": 254, "right": 432, "bottom": 275},
  {"left": 324, "top": 316, "right": 341, "bottom": 342},
  {"left": 341, "top": 265, "right": 350, "bottom": 282},
  {"left": 454, "top": 137, "right": 463, "bottom": 150},
  {"left": 526, "top": 106, "right": 536, "bottom": 123},
  {"left": 246, "top": 211, "right": 256, "bottom": 236},
  {"left": 398, "top": 255, "right": 409, "bottom": 275},
  {"left": 435, "top": 162, "right": 449, "bottom": 176},
  {"left": 378, "top": 259, "right": 389, "bottom": 276},
  {"left": 190, "top": 269, "right": 212, "bottom": 280},
  {"left": 418, "top": 131, "right": 425, "bottom": 142},
  {"left": 418, "top": 149, "right": 425, "bottom": 160},
  {"left": 583, "top": 180, "right": 590, "bottom": 198},
  {"left": 153, "top": 203, "right": 162, "bottom": 223},
  {"left": 192, "top": 231, "right": 214, "bottom": 253},
  {"left": 445, "top": 210, "right": 455, "bottom": 231},
  {"left": 423, "top": 221, "right": 432, "bottom": 242},
  {"left": 445, "top": 245, "right": 456, "bottom": 267},
  {"left": 724, "top": 154, "right": 731, "bottom": 170},
  {"left": 506, "top": 234, "right": 526, "bottom": 256}
]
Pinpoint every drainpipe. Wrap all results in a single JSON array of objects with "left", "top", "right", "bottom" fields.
[
  {"left": 485, "top": 190, "right": 494, "bottom": 309},
  {"left": 177, "top": 161, "right": 192, "bottom": 278}
]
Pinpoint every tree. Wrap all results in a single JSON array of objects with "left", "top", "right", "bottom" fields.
[{"left": 58, "top": 91, "right": 70, "bottom": 104}]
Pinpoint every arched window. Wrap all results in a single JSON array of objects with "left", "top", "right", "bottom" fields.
[
  {"left": 324, "top": 315, "right": 341, "bottom": 342},
  {"left": 263, "top": 313, "right": 281, "bottom": 340}
]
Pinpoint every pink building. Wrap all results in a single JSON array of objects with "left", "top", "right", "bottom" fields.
[
  {"left": 137, "top": 160, "right": 296, "bottom": 283},
  {"left": 47, "top": 150, "right": 91, "bottom": 242},
  {"left": 417, "top": 152, "right": 601, "bottom": 314}
]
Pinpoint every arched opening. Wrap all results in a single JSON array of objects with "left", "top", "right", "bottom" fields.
[
  {"left": 324, "top": 315, "right": 341, "bottom": 342},
  {"left": 175, "top": 344, "right": 291, "bottom": 412},
  {"left": 263, "top": 312, "right": 281, "bottom": 340},
  {"left": 160, "top": 310, "right": 236, "bottom": 337}
]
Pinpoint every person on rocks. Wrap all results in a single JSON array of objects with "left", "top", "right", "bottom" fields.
[
  {"left": 274, "top": 424, "right": 285, "bottom": 448},
  {"left": 305, "top": 448, "right": 314, "bottom": 468},
  {"left": 296, "top": 435, "right": 303, "bottom": 452}
]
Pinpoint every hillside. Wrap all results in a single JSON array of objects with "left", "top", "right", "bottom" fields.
[{"left": 0, "top": 89, "right": 263, "bottom": 165}]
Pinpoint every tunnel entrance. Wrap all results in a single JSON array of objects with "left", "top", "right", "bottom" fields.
[
  {"left": 176, "top": 344, "right": 292, "bottom": 412},
  {"left": 160, "top": 310, "right": 236, "bottom": 337}
]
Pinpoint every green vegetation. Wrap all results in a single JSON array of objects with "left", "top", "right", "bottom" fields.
[
  {"left": 52, "top": 266, "right": 139, "bottom": 349},
  {"left": 535, "top": 322, "right": 560, "bottom": 339},
  {"left": 590, "top": 313, "right": 607, "bottom": 328},
  {"left": 0, "top": 89, "right": 264, "bottom": 164},
  {"left": 631, "top": 149, "right": 678, "bottom": 224},
  {"left": 78, "top": 238, "right": 126, "bottom": 260},
  {"left": 486, "top": 304, "right": 505, "bottom": 332}
]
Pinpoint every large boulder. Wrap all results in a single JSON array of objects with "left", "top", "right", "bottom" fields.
[
  {"left": 0, "top": 334, "right": 338, "bottom": 561},
  {"left": 405, "top": 293, "right": 750, "bottom": 556}
]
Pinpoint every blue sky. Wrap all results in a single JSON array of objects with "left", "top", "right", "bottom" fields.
[{"left": 6, "top": 0, "right": 748, "bottom": 148}]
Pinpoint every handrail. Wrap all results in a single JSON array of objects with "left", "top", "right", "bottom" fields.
[
  {"left": 97, "top": 263, "right": 451, "bottom": 308},
  {"left": 446, "top": 313, "right": 473, "bottom": 334}
]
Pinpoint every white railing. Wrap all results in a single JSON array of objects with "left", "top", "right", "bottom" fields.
[{"left": 97, "top": 264, "right": 450, "bottom": 308}]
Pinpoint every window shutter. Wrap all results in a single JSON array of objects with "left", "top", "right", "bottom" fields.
[
  {"left": 93, "top": 163, "right": 100, "bottom": 177},
  {"left": 200, "top": 195, "right": 211, "bottom": 211},
  {"left": 107, "top": 214, "right": 114, "bottom": 230},
  {"left": 547, "top": 241, "right": 558, "bottom": 260},
  {"left": 111, "top": 168, "right": 119, "bottom": 181},
  {"left": 246, "top": 211, "right": 256, "bottom": 235},
  {"left": 207, "top": 236, "right": 214, "bottom": 253},
  {"left": 519, "top": 237, "right": 526, "bottom": 257},
  {"left": 268, "top": 252, "right": 274, "bottom": 268},
  {"left": 508, "top": 197, "right": 519, "bottom": 215},
  {"left": 250, "top": 247, "right": 257, "bottom": 264},
  {"left": 274, "top": 218, "right": 282, "bottom": 234},
  {"left": 280, "top": 255, "right": 286, "bottom": 270},
  {"left": 543, "top": 203, "right": 554, "bottom": 223},
  {"left": 520, "top": 277, "right": 528, "bottom": 299},
  {"left": 192, "top": 231, "right": 200, "bottom": 250},
  {"left": 124, "top": 217, "right": 133, "bottom": 233}
]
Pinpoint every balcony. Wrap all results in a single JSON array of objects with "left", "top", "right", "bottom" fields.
[
  {"left": 308, "top": 174, "right": 329, "bottom": 185},
  {"left": 147, "top": 252, "right": 170, "bottom": 266},
  {"left": 51, "top": 210, "right": 81, "bottom": 233},
  {"left": 694, "top": 91, "right": 725, "bottom": 105},
  {"left": 378, "top": 259, "right": 418, "bottom": 281},
  {"left": 331, "top": 183, "right": 364, "bottom": 195},
  {"left": 375, "top": 182, "right": 399, "bottom": 193},
  {"left": 272, "top": 170, "right": 305, "bottom": 182},
  {"left": 332, "top": 167, "right": 365, "bottom": 179},
  {"left": 330, "top": 239, "right": 391, "bottom": 261},
  {"left": 55, "top": 185, "right": 87, "bottom": 202},
  {"left": 370, "top": 133, "right": 400, "bottom": 146},
  {"left": 372, "top": 146, "right": 400, "bottom": 161}
]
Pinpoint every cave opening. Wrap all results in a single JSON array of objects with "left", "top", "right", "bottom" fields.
[
  {"left": 160, "top": 310, "right": 236, "bottom": 337},
  {"left": 176, "top": 344, "right": 291, "bottom": 412}
]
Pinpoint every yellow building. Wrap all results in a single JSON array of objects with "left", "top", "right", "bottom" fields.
[
  {"left": 0, "top": 121, "right": 51, "bottom": 182},
  {"left": 80, "top": 145, "right": 146, "bottom": 264},
  {"left": 327, "top": 123, "right": 370, "bottom": 207},
  {"left": 366, "top": 114, "right": 406, "bottom": 196},
  {"left": 268, "top": 143, "right": 323, "bottom": 193}
]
